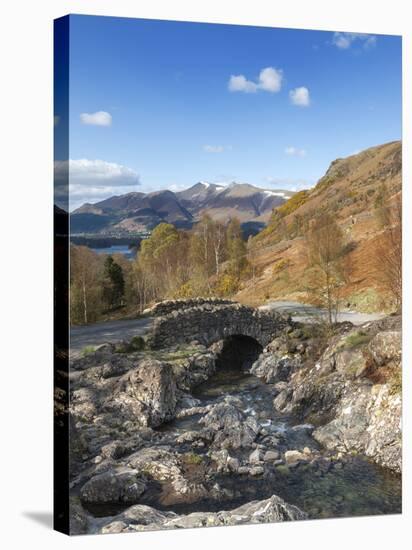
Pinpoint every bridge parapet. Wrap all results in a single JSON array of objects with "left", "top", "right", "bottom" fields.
[{"left": 144, "top": 297, "right": 234, "bottom": 318}]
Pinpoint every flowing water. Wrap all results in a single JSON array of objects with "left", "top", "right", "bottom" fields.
[
  {"left": 155, "top": 367, "right": 402, "bottom": 520},
  {"left": 84, "top": 363, "right": 401, "bottom": 520}
]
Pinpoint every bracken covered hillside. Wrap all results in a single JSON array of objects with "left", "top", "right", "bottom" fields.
[{"left": 237, "top": 141, "right": 402, "bottom": 311}]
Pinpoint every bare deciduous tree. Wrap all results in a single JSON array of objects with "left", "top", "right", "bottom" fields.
[
  {"left": 377, "top": 193, "right": 402, "bottom": 311},
  {"left": 70, "top": 245, "right": 102, "bottom": 324},
  {"left": 306, "top": 213, "right": 348, "bottom": 325}
]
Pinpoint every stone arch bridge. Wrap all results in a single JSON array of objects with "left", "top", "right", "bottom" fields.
[{"left": 145, "top": 299, "right": 290, "bottom": 350}]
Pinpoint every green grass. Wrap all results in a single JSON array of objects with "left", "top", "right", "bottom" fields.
[{"left": 81, "top": 345, "right": 97, "bottom": 357}]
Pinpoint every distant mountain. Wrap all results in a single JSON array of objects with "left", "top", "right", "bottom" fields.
[
  {"left": 177, "top": 182, "right": 292, "bottom": 223},
  {"left": 71, "top": 182, "right": 294, "bottom": 234}
]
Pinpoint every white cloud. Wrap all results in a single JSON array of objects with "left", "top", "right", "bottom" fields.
[
  {"left": 258, "top": 67, "right": 283, "bottom": 92},
  {"left": 332, "top": 32, "right": 377, "bottom": 50},
  {"left": 228, "top": 67, "right": 283, "bottom": 94},
  {"left": 228, "top": 75, "right": 257, "bottom": 93},
  {"left": 284, "top": 146, "right": 307, "bottom": 157},
  {"left": 56, "top": 159, "right": 139, "bottom": 186},
  {"left": 80, "top": 111, "right": 112, "bottom": 126},
  {"left": 289, "top": 87, "right": 310, "bottom": 107},
  {"left": 203, "top": 144, "right": 231, "bottom": 153},
  {"left": 168, "top": 182, "right": 191, "bottom": 192},
  {"left": 54, "top": 159, "right": 140, "bottom": 209},
  {"left": 265, "top": 176, "right": 314, "bottom": 191}
]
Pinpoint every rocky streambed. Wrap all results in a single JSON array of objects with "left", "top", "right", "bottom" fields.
[{"left": 67, "top": 315, "right": 402, "bottom": 535}]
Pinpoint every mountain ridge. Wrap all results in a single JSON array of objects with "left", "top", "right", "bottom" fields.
[{"left": 71, "top": 182, "right": 294, "bottom": 234}]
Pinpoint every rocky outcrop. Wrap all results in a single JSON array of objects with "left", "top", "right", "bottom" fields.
[
  {"left": 70, "top": 357, "right": 177, "bottom": 429},
  {"left": 146, "top": 302, "right": 290, "bottom": 349},
  {"left": 312, "top": 328, "right": 402, "bottom": 472},
  {"left": 98, "top": 495, "right": 307, "bottom": 533},
  {"left": 313, "top": 384, "right": 401, "bottom": 472},
  {"left": 271, "top": 317, "right": 402, "bottom": 472}
]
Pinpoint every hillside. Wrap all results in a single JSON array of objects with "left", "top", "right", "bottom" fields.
[
  {"left": 236, "top": 141, "right": 402, "bottom": 312},
  {"left": 71, "top": 182, "right": 293, "bottom": 234}
]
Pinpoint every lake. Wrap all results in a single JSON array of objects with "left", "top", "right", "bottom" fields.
[{"left": 90, "top": 245, "right": 137, "bottom": 260}]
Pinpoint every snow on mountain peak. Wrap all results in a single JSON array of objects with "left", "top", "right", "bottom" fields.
[{"left": 264, "top": 190, "right": 288, "bottom": 198}]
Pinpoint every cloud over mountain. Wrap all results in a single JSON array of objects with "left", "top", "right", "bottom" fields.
[{"left": 54, "top": 159, "right": 140, "bottom": 210}]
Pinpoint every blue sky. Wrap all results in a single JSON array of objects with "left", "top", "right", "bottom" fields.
[{"left": 63, "top": 15, "right": 402, "bottom": 210}]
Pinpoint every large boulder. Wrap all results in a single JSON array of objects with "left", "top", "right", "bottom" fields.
[
  {"left": 368, "top": 331, "right": 402, "bottom": 366},
  {"left": 200, "top": 400, "right": 260, "bottom": 450},
  {"left": 112, "top": 359, "right": 177, "bottom": 427}
]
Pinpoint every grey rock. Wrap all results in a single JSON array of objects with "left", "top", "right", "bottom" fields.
[
  {"left": 264, "top": 450, "right": 280, "bottom": 462},
  {"left": 113, "top": 359, "right": 177, "bottom": 427},
  {"left": 201, "top": 402, "right": 260, "bottom": 450},
  {"left": 249, "top": 448, "right": 263, "bottom": 464},
  {"left": 284, "top": 450, "right": 307, "bottom": 465},
  {"left": 69, "top": 498, "right": 89, "bottom": 535},
  {"left": 250, "top": 353, "right": 301, "bottom": 384},
  {"left": 368, "top": 331, "right": 401, "bottom": 366},
  {"left": 98, "top": 495, "right": 306, "bottom": 533},
  {"left": 80, "top": 469, "right": 146, "bottom": 504},
  {"left": 249, "top": 466, "right": 265, "bottom": 476}
]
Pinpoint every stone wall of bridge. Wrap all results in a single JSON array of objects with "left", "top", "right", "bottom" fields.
[{"left": 145, "top": 301, "right": 290, "bottom": 349}]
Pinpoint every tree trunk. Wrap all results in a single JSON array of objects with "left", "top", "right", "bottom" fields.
[{"left": 82, "top": 278, "right": 88, "bottom": 324}]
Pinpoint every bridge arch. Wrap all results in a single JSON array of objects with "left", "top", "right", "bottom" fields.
[{"left": 214, "top": 334, "right": 263, "bottom": 372}]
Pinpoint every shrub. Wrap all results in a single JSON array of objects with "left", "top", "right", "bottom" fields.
[
  {"left": 215, "top": 273, "right": 240, "bottom": 296},
  {"left": 277, "top": 190, "right": 309, "bottom": 216},
  {"left": 173, "top": 281, "right": 195, "bottom": 299}
]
